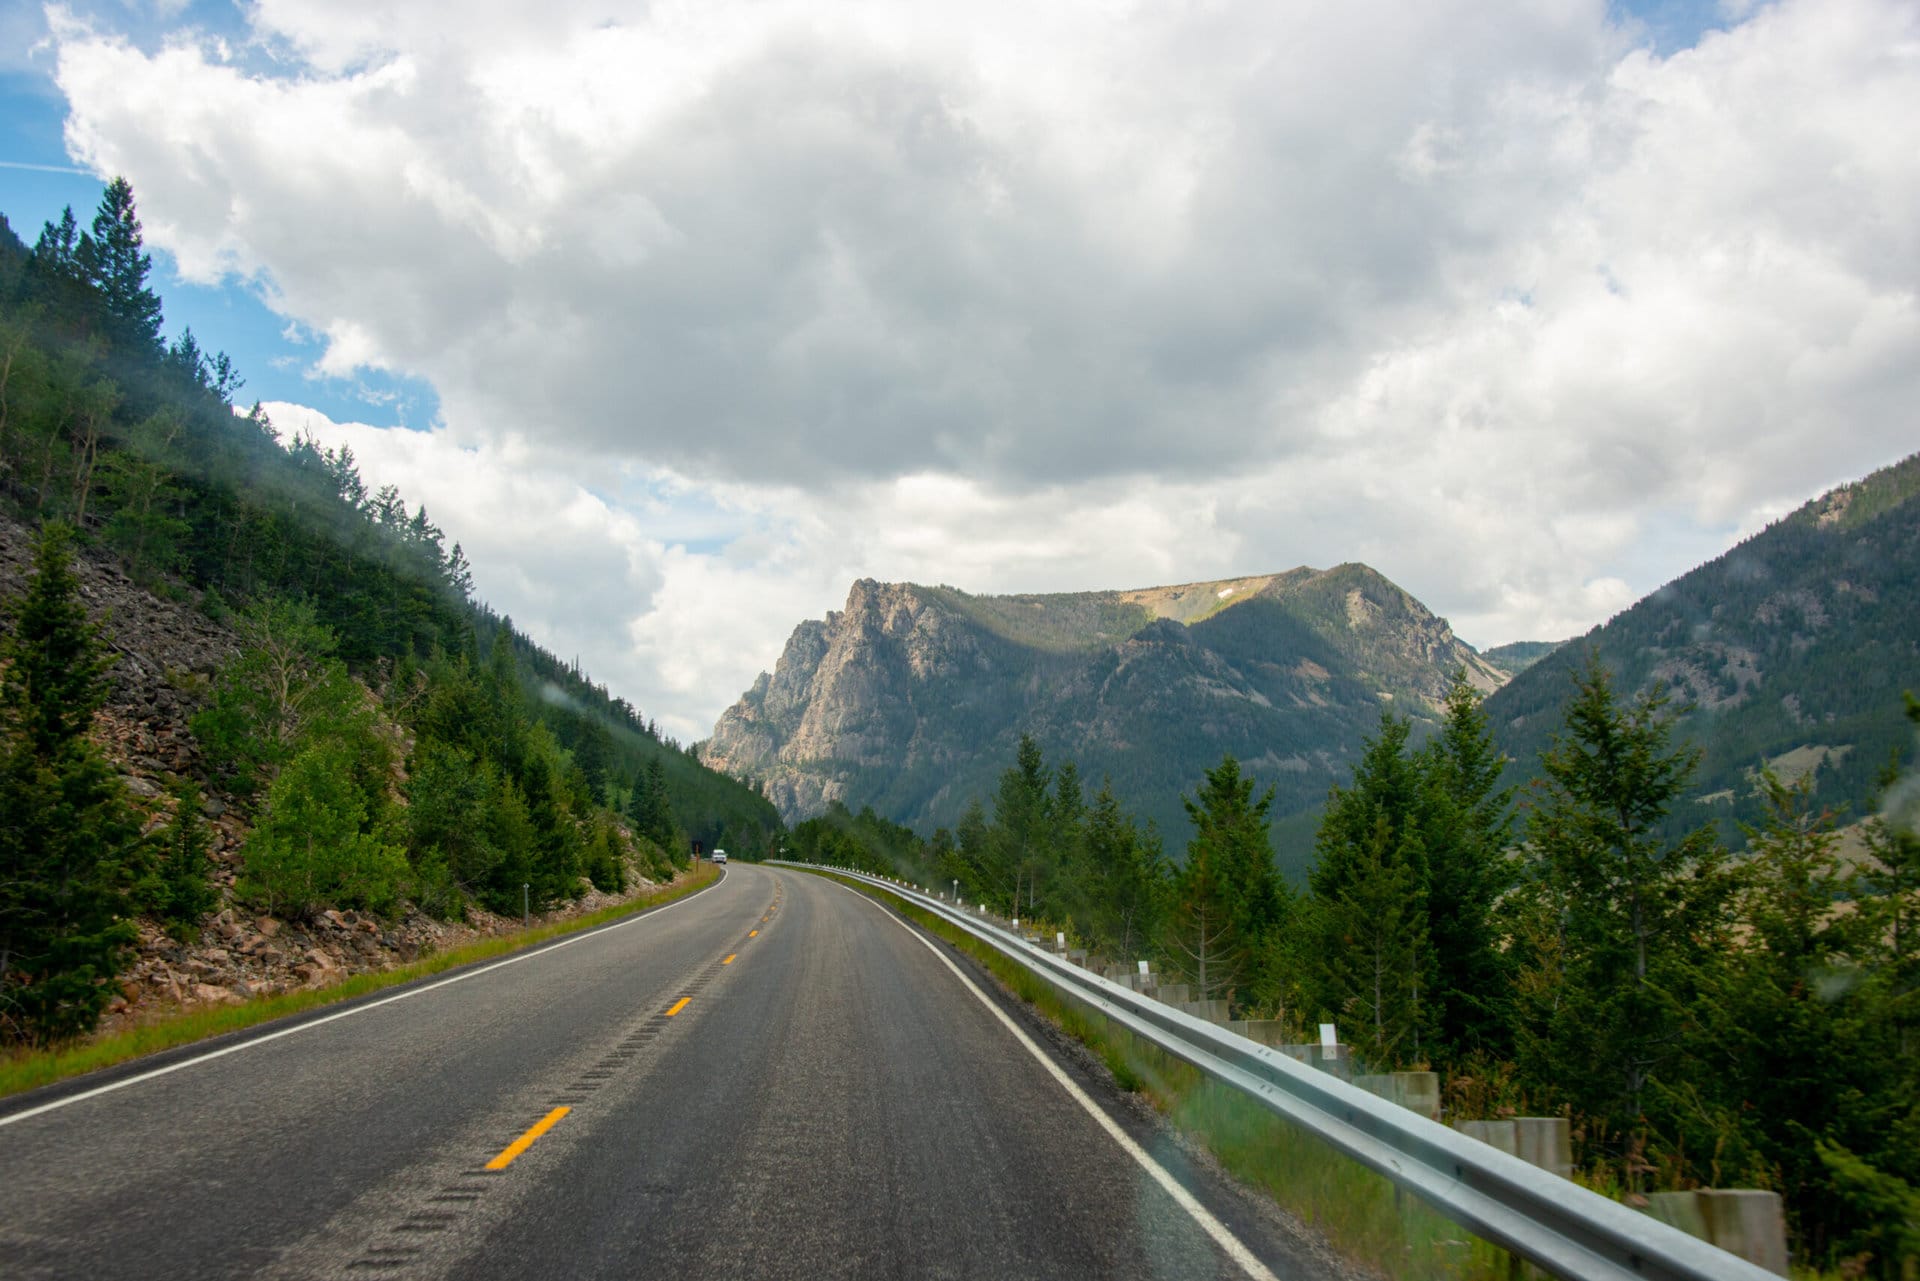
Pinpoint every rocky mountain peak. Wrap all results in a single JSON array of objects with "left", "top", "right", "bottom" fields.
[{"left": 705, "top": 564, "right": 1506, "bottom": 844}]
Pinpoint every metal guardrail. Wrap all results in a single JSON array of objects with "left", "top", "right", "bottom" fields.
[{"left": 771, "top": 860, "right": 1776, "bottom": 1281}]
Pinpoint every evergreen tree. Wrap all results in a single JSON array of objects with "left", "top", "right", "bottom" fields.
[
  {"left": 1514, "top": 655, "right": 1735, "bottom": 1182},
  {"left": 1049, "top": 758, "right": 1089, "bottom": 922},
  {"left": 1306, "top": 714, "right": 1434, "bottom": 1048},
  {"left": 30, "top": 206, "right": 84, "bottom": 282},
  {"left": 0, "top": 522, "right": 141, "bottom": 1043},
  {"left": 1084, "top": 779, "right": 1167, "bottom": 961},
  {"left": 1169, "top": 755, "right": 1285, "bottom": 1007},
  {"left": 1314, "top": 813, "right": 1429, "bottom": 1067},
  {"left": 630, "top": 756, "right": 676, "bottom": 852},
  {"left": 79, "top": 178, "right": 162, "bottom": 352},
  {"left": 145, "top": 780, "right": 219, "bottom": 941},
  {"left": 989, "top": 734, "right": 1052, "bottom": 915},
  {"left": 1419, "top": 671, "right": 1517, "bottom": 1058},
  {"left": 1310, "top": 712, "right": 1428, "bottom": 903},
  {"left": 1690, "top": 772, "right": 1887, "bottom": 1265},
  {"left": 406, "top": 739, "right": 500, "bottom": 899},
  {"left": 240, "top": 737, "right": 408, "bottom": 918},
  {"left": 1860, "top": 692, "right": 1920, "bottom": 1061}
]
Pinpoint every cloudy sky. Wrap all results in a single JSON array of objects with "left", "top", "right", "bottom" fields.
[{"left": 3, "top": 0, "right": 1916, "bottom": 743}]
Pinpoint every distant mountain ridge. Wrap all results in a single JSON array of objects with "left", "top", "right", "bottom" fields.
[
  {"left": 1484, "top": 450, "right": 1920, "bottom": 838},
  {"left": 705, "top": 564, "right": 1504, "bottom": 871}
]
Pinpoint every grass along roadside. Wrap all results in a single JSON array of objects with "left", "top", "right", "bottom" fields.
[
  {"left": 803, "top": 866, "right": 1516, "bottom": 1281},
  {"left": 0, "top": 863, "right": 720, "bottom": 1102}
]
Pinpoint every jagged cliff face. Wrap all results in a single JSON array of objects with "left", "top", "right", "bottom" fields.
[{"left": 706, "top": 565, "right": 1505, "bottom": 846}]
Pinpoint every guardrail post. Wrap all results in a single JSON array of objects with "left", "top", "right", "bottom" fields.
[
  {"left": 1513, "top": 1118, "right": 1573, "bottom": 1179},
  {"left": 1456, "top": 1119, "right": 1519, "bottom": 1155}
]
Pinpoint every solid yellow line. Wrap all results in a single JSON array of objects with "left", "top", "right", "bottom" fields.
[
  {"left": 723, "top": 954, "right": 736, "bottom": 965},
  {"left": 486, "top": 1106, "right": 570, "bottom": 1171},
  {"left": 666, "top": 997, "right": 690, "bottom": 1016}
]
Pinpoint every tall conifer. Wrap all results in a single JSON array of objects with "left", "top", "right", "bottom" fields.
[
  {"left": 80, "top": 178, "right": 162, "bottom": 352},
  {"left": 0, "top": 522, "right": 140, "bottom": 1043},
  {"left": 1514, "top": 654, "right": 1734, "bottom": 1183}
]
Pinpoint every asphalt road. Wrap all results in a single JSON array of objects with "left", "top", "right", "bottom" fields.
[{"left": 0, "top": 865, "right": 1328, "bottom": 1279}]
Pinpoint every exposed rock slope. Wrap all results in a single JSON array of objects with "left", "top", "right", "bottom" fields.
[{"left": 706, "top": 565, "right": 1503, "bottom": 850}]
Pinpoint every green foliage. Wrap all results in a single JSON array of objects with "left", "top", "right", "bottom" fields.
[
  {"left": 191, "top": 597, "right": 363, "bottom": 795},
  {"left": 144, "top": 781, "right": 218, "bottom": 941},
  {"left": 79, "top": 177, "right": 162, "bottom": 354},
  {"left": 988, "top": 734, "right": 1053, "bottom": 914},
  {"left": 1078, "top": 781, "right": 1168, "bottom": 962},
  {"left": 1168, "top": 755, "right": 1287, "bottom": 1007},
  {"left": 629, "top": 756, "right": 676, "bottom": 852},
  {"left": 1418, "top": 674, "right": 1516, "bottom": 1059},
  {"left": 1509, "top": 655, "right": 1737, "bottom": 1187},
  {"left": 1814, "top": 1141, "right": 1920, "bottom": 1273},
  {"left": 239, "top": 737, "right": 408, "bottom": 918},
  {"left": 1311, "top": 813, "right": 1428, "bottom": 1067},
  {"left": 0, "top": 523, "right": 141, "bottom": 1044},
  {"left": 404, "top": 739, "right": 500, "bottom": 899},
  {"left": 583, "top": 813, "right": 627, "bottom": 894}
]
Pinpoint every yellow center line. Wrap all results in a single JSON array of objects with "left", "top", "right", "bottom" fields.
[
  {"left": 723, "top": 954, "right": 736, "bottom": 965},
  {"left": 666, "top": 997, "right": 690, "bottom": 1016},
  {"left": 486, "top": 1107, "right": 570, "bottom": 1172},
  {"left": 749, "top": 929, "right": 758, "bottom": 938}
]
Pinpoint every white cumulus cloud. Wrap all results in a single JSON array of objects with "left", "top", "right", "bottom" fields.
[{"left": 42, "top": 0, "right": 1920, "bottom": 736}]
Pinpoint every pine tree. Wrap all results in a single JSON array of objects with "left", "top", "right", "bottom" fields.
[
  {"left": 1515, "top": 654, "right": 1735, "bottom": 1181},
  {"left": 139, "top": 780, "right": 219, "bottom": 941},
  {"left": 1419, "top": 671, "right": 1517, "bottom": 1058},
  {"left": 240, "top": 737, "right": 408, "bottom": 918},
  {"left": 629, "top": 756, "right": 676, "bottom": 854},
  {"left": 80, "top": 178, "right": 162, "bottom": 352},
  {"left": 0, "top": 522, "right": 141, "bottom": 1043},
  {"left": 1307, "top": 713, "right": 1434, "bottom": 1049},
  {"left": 1861, "top": 692, "right": 1920, "bottom": 1061},
  {"left": 1084, "top": 779, "right": 1166, "bottom": 961},
  {"left": 1692, "top": 771, "right": 1889, "bottom": 1264},
  {"left": 1310, "top": 711, "right": 1428, "bottom": 903},
  {"left": 1315, "top": 813, "right": 1429, "bottom": 1067},
  {"left": 30, "top": 206, "right": 85, "bottom": 282},
  {"left": 989, "top": 734, "right": 1052, "bottom": 915},
  {"left": 1170, "top": 755, "right": 1286, "bottom": 1007}
]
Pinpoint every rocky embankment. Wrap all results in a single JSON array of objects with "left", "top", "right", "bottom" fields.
[
  {"left": 2, "top": 512, "right": 686, "bottom": 1036},
  {"left": 101, "top": 875, "right": 682, "bottom": 1034}
]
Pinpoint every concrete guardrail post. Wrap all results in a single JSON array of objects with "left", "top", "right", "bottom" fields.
[
  {"left": 1455, "top": 1119, "right": 1519, "bottom": 1156},
  {"left": 1641, "top": 1191, "right": 1789, "bottom": 1277},
  {"left": 1513, "top": 1118, "right": 1573, "bottom": 1180}
]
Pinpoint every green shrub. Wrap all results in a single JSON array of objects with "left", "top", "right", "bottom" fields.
[{"left": 239, "top": 739, "right": 407, "bottom": 918}]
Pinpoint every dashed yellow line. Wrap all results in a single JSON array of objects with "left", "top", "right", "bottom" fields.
[
  {"left": 666, "top": 997, "right": 690, "bottom": 1016},
  {"left": 486, "top": 1107, "right": 569, "bottom": 1171},
  {"left": 749, "top": 930, "right": 758, "bottom": 938},
  {"left": 723, "top": 954, "right": 737, "bottom": 965}
]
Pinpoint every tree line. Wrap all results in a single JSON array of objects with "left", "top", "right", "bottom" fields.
[{"left": 801, "top": 664, "right": 1919, "bottom": 1276}]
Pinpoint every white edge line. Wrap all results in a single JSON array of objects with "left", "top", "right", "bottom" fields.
[
  {"left": 814, "top": 872, "right": 1279, "bottom": 1281},
  {"left": 0, "top": 867, "right": 728, "bottom": 1129}
]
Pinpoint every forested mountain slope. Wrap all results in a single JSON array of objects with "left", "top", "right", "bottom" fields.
[
  {"left": 0, "top": 179, "right": 780, "bottom": 1045},
  {"left": 704, "top": 565, "right": 1505, "bottom": 855},
  {"left": 1484, "top": 450, "right": 1920, "bottom": 839}
]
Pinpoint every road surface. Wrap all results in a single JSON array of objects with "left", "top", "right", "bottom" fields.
[{"left": 0, "top": 864, "right": 1328, "bottom": 1279}]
